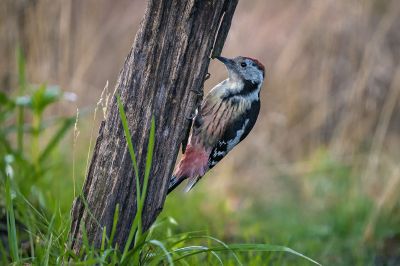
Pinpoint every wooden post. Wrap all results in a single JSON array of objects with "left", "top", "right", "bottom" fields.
[{"left": 69, "top": 0, "right": 238, "bottom": 252}]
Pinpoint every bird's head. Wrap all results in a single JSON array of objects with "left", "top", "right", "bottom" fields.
[{"left": 216, "top": 56, "right": 265, "bottom": 85}]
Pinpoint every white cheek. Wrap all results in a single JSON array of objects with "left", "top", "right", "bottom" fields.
[
  {"left": 258, "top": 72, "right": 264, "bottom": 83},
  {"left": 250, "top": 68, "right": 261, "bottom": 83}
]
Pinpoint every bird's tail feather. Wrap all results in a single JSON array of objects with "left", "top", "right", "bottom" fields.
[
  {"left": 167, "top": 175, "right": 185, "bottom": 194},
  {"left": 184, "top": 177, "right": 201, "bottom": 193}
]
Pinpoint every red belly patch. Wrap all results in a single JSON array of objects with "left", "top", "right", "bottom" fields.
[{"left": 174, "top": 144, "right": 210, "bottom": 179}]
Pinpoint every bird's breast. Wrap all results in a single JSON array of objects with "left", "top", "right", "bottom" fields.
[{"left": 192, "top": 95, "right": 255, "bottom": 147}]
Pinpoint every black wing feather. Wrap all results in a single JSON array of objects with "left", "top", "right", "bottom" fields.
[{"left": 208, "top": 100, "right": 260, "bottom": 169}]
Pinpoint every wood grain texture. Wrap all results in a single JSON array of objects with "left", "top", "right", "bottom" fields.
[{"left": 69, "top": 0, "right": 238, "bottom": 252}]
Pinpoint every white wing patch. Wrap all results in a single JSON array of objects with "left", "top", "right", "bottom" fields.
[
  {"left": 212, "top": 140, "right": 226, "bottom": 158},
  {"left": 227, "top": 119, "right": 249, "bottom": 151},
  {"left": 209, "top": 160, "right": 218, "bottom": 166}
]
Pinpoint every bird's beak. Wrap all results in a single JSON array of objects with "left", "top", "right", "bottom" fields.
[
  {"left": 216, "top": 56, "right": 240, "bottom": 81},
  {"left": 216, "top": 56, "right": 235, "bottom": 70}
]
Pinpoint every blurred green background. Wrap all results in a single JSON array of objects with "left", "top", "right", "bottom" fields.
[{"left": 1, "top": 0, "right": 400, "bottom": 265}]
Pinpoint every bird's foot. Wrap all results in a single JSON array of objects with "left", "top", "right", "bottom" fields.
[
  {"left": 190, "top": 89, "right": 204, "bottom": 97},
  {"left": 186, "top": 72, "right": 210, "bottom": 119},
  {"left": 185, "top": 110, "right": 197, "bottom": 120},
  {"left": 189, "top": 72, "right": 210, "bottom": 98}
]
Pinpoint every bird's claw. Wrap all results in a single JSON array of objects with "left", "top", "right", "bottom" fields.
[
  {"left": 186, "top": 72, "right": 210, "bottom": 120},
  {"left": 190, "top": 89, "right": 204, "bottom": 97},
  {"left": 189, "top": 72, "right": 210, "bottom": 97},
  {"left": 186, "top": 112, "right": 196, "bottom": 120}
]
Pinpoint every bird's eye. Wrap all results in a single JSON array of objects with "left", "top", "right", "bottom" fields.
[{"left": 240, "top": 62, "right": 247, "bottom": 67}]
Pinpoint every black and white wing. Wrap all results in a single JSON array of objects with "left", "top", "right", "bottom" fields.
[{"left": 208, "top": 100, "right": 260, "bottom": 169}]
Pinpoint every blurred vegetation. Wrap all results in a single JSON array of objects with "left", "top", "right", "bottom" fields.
[
  {"left": 0, "top": 48, "right": 77, "bottom": 206},
  {"left": 164, "top": 149, "right": 399, "bottom": 265},
  {"left": 1, "top": 0, "right": 400, "bottom": 265}
]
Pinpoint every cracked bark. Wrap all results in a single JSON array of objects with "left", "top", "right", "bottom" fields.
[{"left": 69, "top": 0, "right": 238, "bottom": 252}]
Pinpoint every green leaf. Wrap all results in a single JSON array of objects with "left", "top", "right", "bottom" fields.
[
  {"left": 0, "top": 92, "right": 15, "bottom": 128},
  {"left": 31, "top": 85, "right": 62, "bottom": 115},
  {"left": 0, "top": 91, "right": 14, "bottom": 107}
]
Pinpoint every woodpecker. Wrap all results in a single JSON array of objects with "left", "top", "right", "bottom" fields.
[{"left": 168, "top": 56, "right": 265, "bottom": 194}]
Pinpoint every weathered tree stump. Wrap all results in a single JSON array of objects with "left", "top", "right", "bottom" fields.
[{"left": 69, "top": 0, "right": 238, "bottom": 252}]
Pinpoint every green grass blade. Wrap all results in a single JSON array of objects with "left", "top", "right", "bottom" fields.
[
  {"left": 79, "top": 195, "right": 103, "bottom": 229},
  {"left": 112, "top": 245, "right": 119, "bottom": 265},
  {"left": 148, "top": 239, "right": 174, "bottom": 266},
  {"left": 101, "top": 226, "right": 107, "bottom": 252},
  {"left": 132, "top": 116, "right": 156, "bottom": 259},
  {"left": 99, "top": 249, "right": 114, "bottom": 264},
  {"left": 176, "top": 235, "right": 242, "bottom": 265},
  {"left": 117, "top": 96, "right": 157, "bottom": 266},
  {"left": 109, "top": 204, "right": 120, "bottom": 248},
  {"left": 21, "top": 193, "right": 50, "bottom": 225},
  {"left": 130, "top": 117, "right": 157, "bottom": 263},
  {"left": 172, "top": 244, "right": 321, "bottom": 265},
  {"left": 116, "top": 95, "right": 139, "bottom": 184},
  {"left": 43, "top": 234, "right": 53, "bottom": 266},
  {"left": 209, "top": 250, "right": 223, "bottom": 265},
  {"left": 0, "top": 240, "right": 8, "bottom": 265},
  {"left": 173, "top": 246, "right": 223, "bottom": 265},
  {"left": 121, "top": 218, "right": 140, "bottom": 262},
  {"left": 5, "top": 176, "right": 19, "bottom": 262},
  {"left": 73, "top": 258, "right": 104, "bottom": 265},
  {"left": 122, "top": 230, "right": 153, "bottom": 262},
  {"left": 46, "top": 213, "right": 56, "bottom": 240},
  {"left": 81, "top": 224, "right": 90, "bottom": 256},
  {"left": 117, "top": 94, "right": 142, "bottom": 262},
  {"left": 141, "top": 116, "right": 155, "bottom": 205},
  {"left": 22, "top": 209, "right": 35, "bottom": 259}
]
